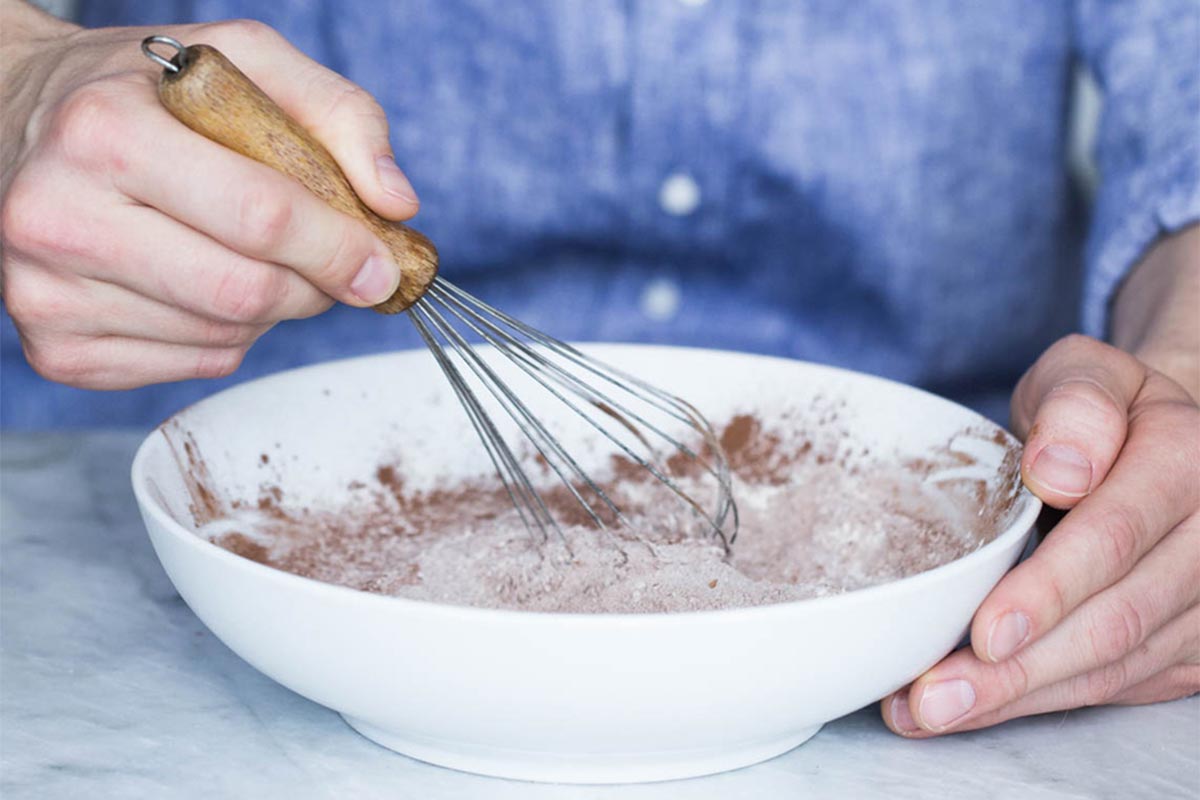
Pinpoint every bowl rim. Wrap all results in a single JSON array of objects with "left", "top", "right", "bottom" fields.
[{"left": 130, "top": 343, "right": 1042, "bottom": 627}]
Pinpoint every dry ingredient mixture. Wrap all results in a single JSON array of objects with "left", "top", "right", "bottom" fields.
[{"left": 193, "top": 413, "right": 1012, "bottom": 613}]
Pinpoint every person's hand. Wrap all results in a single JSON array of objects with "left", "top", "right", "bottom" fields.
[
  {"left": 1, "top": 7, "right": 419, "bottom": 388},
  {"left": 882, "top": 333, "right": 1199, "bottom": 736}
]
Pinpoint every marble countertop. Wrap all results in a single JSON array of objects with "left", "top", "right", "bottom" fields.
[{"left": 2, "top": 431, "right": 1197, "bottom": 799}]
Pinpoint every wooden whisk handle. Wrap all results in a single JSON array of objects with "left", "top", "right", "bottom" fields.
[{"left": 144, "top": 37, "right": 437, "bottom": 314}]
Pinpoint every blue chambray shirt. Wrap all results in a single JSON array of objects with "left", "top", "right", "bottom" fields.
[{"left": 2, "top": 0, "right": 1197, "bottom": 428}]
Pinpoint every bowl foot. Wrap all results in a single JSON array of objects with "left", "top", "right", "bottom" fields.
[{"left": 340, "top": 715, "right": 821, "bottom": 784}]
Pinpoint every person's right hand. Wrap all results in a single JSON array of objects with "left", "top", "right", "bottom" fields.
[{"left": 1, "top": 9, "right": 419, "bottom": 389}]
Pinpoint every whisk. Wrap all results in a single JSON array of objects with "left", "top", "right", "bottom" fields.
[{"left": 142, "top": 36, "right": 737, "bottom": 552}]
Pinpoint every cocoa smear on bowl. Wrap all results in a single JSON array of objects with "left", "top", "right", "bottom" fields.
[{"left": 193, "top": 413, "right": 1017, "bottom": 614}]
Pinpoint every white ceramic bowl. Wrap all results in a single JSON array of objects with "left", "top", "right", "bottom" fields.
[{"left": 131, "top": 345, "right": 1040, "bottom": 784}]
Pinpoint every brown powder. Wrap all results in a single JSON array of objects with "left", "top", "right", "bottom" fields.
[
  {"left": 215, "top": 531, "right": 271, "bottom": 565},
  {"left": 163, "top": 423, "right": 224, "bottom": 525},
  {"left": 194, "top": 413, "right": 1017, "bottom": 613}
]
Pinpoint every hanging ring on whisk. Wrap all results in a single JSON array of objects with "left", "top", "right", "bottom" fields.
[{"left": 141, "top": 35, "right": 186, "bottom": 73}]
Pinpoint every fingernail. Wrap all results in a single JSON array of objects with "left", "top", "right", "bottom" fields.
[
  {"left": 1031, "top": 444, "right": 1092, "bottom": 496},
  {"left": 890, "top": 692, "right": 919, "bottom": 733},
  {"left": 987, "top": 611, "right": 1031, "bottom": 662},
  {"left": 350, "top": 253, "right": 398, "bottom": 304},
  {"left": 918, "top": 679, "right": 976, "bottom": 730},
  {"left": 375, "top": 155, "right": 419, "bottom": 204}
]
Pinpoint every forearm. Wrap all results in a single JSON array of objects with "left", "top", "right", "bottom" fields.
[{"left": 1112, "top": 223, "right": 1200, "bottom": 401}]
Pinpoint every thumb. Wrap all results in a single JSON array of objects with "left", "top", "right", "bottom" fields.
[
  {"left": 1010, "top": 335, "right": 1146, "bottom": 509},
  {"left": 201, "top": 21, "right": 420, "bottom": 221},
  {"left": 288, "top": 72, "right": 421, "bottom": 221}
]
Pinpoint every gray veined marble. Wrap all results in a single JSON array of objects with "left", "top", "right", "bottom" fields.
[{"left": 2, "top": 431, "right": 1197, "bottom": 799}]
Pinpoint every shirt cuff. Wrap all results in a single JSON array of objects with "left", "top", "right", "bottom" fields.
[{"left": 1081, "top": 155, "right": 1200, "bottom": 340}]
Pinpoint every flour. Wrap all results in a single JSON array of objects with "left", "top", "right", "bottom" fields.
[{"left": 209, "top": 414, "right": 1001, "bottom": 613}]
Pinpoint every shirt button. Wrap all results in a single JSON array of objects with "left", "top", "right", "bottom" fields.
[
  {"left": 639, "top": 278, "right": 682, "bottom": 322},
  {"left": 658, "top": 172, "right": 701, "bottom": 216}
]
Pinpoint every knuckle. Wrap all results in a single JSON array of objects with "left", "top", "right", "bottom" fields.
[
  {"left": 0, "top": 180, "right": 39, "bottom": 254},
  {"left": 1088, "top": 595, "right": 1146, "bottom": 664},
  {"left": 1056, "top": 333, "right": 1101, "bottom": 357},
  {"left": 294, "top": 291, "right": 336, "bottom": 319},
  {"left": 359, "top": 93, "right": 387, "bottom": 123},
  {"left": 210, "top": 18, "right": 283, "bottom": 47},
  {"left": 1001, "top": 654, "right": 1032, "bottom": 700},
  {"left": 197, "top": 319, "right": 260, "bottom": 348},
  {"left": 312, "top": 220, "right": 369, "bottom": 289},
  {"left": 26, "top": 340, "right": 89, "bottom": 384},
  {"left": 1082, "top": 660, "right": 1130, "bottom": 706},
  {"left": 1050, "top": 378, "right": 1119, "bottom": 415},
  {"left": 1042, "top": 380, "right": 1127, "bottom": 441},
  {"left": 320, "top": 76, "right": 379, "bottom": 120},
  {"left": 1050, "top": 579, "right": 1070, "bottom": 624},
  {"left": 3, "top": 270, "right": 68, "bottom": 329},
  {"left": 1092, "top": 504, "right": 1144, "bottom": 575},
  {"left": 1033, "top": 561, "right": 1072, "bottom": 624},
  {"left": 209, "top": 267, "right": 284, "bottom": 323},
  {"left": 236, "top": 185, "right": 295, "bottom": 253},
  {"left": 46, "top": 84, "right": 124, "bottom": 168},
  {"left": 307, "top": 73, "right": 390, "bottom": 144},
  {"left": 1177, "top": 665, "right": 1200, "bottom": 695},
  {"left": 0, "top": 178, "right": 72, "bottom": 258},
  {"left": 1045, "top": 334, "right": 1111, "bottom": 368},
  {"left": 193, "top": 347, "right": 245, "bottom": 380}
]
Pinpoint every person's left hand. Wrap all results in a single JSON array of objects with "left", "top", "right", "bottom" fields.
[{"left": 881, "top": 334, "right": 1199, "bottom": 736}]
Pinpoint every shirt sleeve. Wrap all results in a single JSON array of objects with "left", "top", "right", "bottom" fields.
[{"left": 1074, "top": 0, "right": 1200, "bottom": 339}]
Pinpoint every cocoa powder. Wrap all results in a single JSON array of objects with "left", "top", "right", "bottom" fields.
[{"left": 190, "top": 413, "right": 1017, "bottom": 613}]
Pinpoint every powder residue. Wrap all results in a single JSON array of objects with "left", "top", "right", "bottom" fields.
[{"left": 202, "top": 413, "right": 1014, "bottom": 613}]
